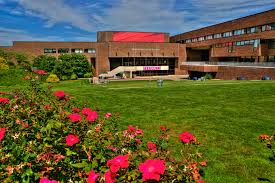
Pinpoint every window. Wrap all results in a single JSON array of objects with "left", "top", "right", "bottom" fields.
[
  {"left": 71, "top": 48, "right": 83, "bottom": 53},
  {"left": 262, "top": 23, "right": 275, "bottom": 31},
  {"left": 206, "top": 35, "right": 213, "bottom": 40},
  {"left": 198, "top": 36, "right": 205, "bottom": 41},
  {"left": 233, "top": 29, "right": 245, "bottom": 35},
  {"left": 214, "top": 33, "right": 222, "bottom": 39},
  {"left": 236, "top": 41, "right": 241, "bottom": 46},
  {"left": 249, "top": 40, "right": 255, "bottom": 45},
  {"left": 191, "top": 38, "right": 197, "bottom": 42},
  {"left": 244, "top": 40, "right": 250, "bottom": 45},
  {"left": 240, "top": 41, "right": 245, "bottom": 46},
  {"left": 247, "top": 27, "right": 258, "bottom": 34},
  {"left": 44, "top": 48, "right": 56, "bottom": 53},
  {"left": 268, "top": 39, "right": 275, "bottom": 49},
  {"left": 84, "top": 48, "right": 96, "bottom": 53},
  {"left": 222, "top": 31, "right": 232, "bottom": 38},
  {"left": 58, "top": 48, "right": 69, "bottom": 53},
  {"left": 185, "top": 39, "right": 191, "bottom": 43}
]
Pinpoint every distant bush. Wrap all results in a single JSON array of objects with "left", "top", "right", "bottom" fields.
[
  {"left": 204, "top": 73, "right": 213, "bottom": 80},
  {"left": 46, "top": 74, "right": 60, "bottom": 83},
  {"left": 58, "top": 54, "right": 91, "bottom": 78},
  {"left": 61, "top": 75, "right": 69, "bottom": 81},
  {"left": 0, "top": 57, "right": 9, "bottom": 71},
  {"left": 33, "top": 55, "right": 56, "bottom": 72},
  {"left": 70, "top": 73, "right": 78, "bottom": 80},
  {"left": 84, "top": 73, "right": 92, "bottom": 78}
]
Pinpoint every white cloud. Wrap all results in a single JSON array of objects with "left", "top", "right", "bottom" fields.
[{"left": 13, "top": 0, "right": 96, "bottom": 31}]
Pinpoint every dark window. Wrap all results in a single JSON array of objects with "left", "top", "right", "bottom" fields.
[
  {"left": 247, "top": 27, "right": 258, "bottom": 34},
  {"left": 222, "top": 31, "right": 232, "bottom": 38},
  {"left": 44, "top": 48, "right": 56, "bottom": 53},
  {"left": 268, "top": 39, "right": 275, "bottom": 49},
  {"left": 84, "top": 48, "right": 96, "bottom": 53},
  {"left": 58, "top": 48, "right": 69, "bottom": 53},
  {"left": 71, "top": 48, "right": 83, "bottom": 53}
]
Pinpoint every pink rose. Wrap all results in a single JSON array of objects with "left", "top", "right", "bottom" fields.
[{"left": 66, "top": 134, "right": 80, "bottom": 146}]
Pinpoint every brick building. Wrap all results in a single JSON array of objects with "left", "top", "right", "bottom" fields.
[
  {"left": 171, "top": 9, "right": 275, "bottom": 80},
  {"left": 1, "top": 9, "right": 275, "bottom": 79}
]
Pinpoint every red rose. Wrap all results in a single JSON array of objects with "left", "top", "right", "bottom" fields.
[
  {"left": 147, "top": 141, "right": 157, "bottom": 152},
  {"left": 259, "top": 134, "right": 270, "bottom": 140},
  {"left": 87, "top": 111, "right": 98, "bottom": 122},
  {"left": 54, "top": 90, "right": 65, "bottom": 99},
  {"left": 128, "top": 125, "right": 135, "bottom": 132},
  {"left": 0, "top": 128, "right": 6, "bottom": 141},
  {"left": 44, "top": 105, "right": 51, "bottom": 110},
  {"left": 66, "top": 134, "right": 80, "bottom": 146},
  {"left": 136, "top": 138, "right": 142, "bottom": 144},
  {"left": 107, "top": 154, "right": 129, "bottom": 173},
  {"left": 82, "top": 108, "right": 93, "bottom": 116},
  {"left": 105, "top": 112, "right": 112, "bottom": 118},
  {"left": 34, "top": 70, "right": 47, "bottom": 75},
  {"left": 87, "top": 170, "right": 100, "bottom": 183},
  {"left": 67, "top": 113, "right": 81, "bottom": 122},
  {"left": 179, "top": 132, "right": 196, "bottom": 144},
  {"left": 0, "top": 98, "right": 9, "bottom": 105},
  {"left": 139, "top": 159, "right": 166, "bottom": 181},
  {"left": 160, "top": 125, "right": 167, "bottom": 132},
  {"left": 104, "top": 170, "right": 116, "bottom": 183},
  {"left": 39, "top": 177, "right": 58, "bottom": 183},
  {"left": 199, "top": 161, "right": 207, "bottom": 167}
]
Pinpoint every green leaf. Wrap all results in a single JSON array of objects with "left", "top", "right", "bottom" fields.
[{"left": 66, "top": 148, "right": 78, "bottom": 156}]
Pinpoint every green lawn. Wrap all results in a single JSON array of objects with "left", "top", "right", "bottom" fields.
[{"left": 2, "top": 79, "right": 275, "bottom": 182}]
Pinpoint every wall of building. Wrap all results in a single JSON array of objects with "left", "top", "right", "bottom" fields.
[
  {"left": 170, "top": 9, "right": 275, "bottom": 43},
  {"left": 211, "top": 45, "right": 260, "bottom": 57},
  {"left": 216, "top": 66, "right": 275, "bottom": 80}
]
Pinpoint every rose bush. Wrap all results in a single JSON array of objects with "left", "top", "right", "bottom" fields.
[{"left": 0, "top": 71, "right": 207, "bottom": 182}]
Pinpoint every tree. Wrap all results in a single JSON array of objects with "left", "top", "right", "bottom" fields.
[
  {"left": 33, "top": 55, "right": 57, "bottom": 72},
  {"left": 58, "top": 54, "right": 90, "bottom": 77}
]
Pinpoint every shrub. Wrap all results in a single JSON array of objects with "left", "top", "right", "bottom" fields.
[
  {"left": 204, "top": 73, "right": 213, "bottom": 80},
  {"left": 61, "top": 75, "right": 69, "bottom": 81},
  {"left": 0, "top": 73, "right": 207, "bottom": 182},
  {"left": 0, "top": 57, "right": 9, "bottom": 70},
  {"left": 84, "top": 73, "right": 92, "bottom": 78},
  {"left": 70, "top": 73, "right": 78, "bottom": 80},
  {"left": 53, "top": 60, "right": 73, "bottom": 79},
  {"left": 33, "top": 55, "right": 57, "bottom": 72},
  {"left": 58, "top": 54, "right": 91, "bottom": 78},
  {"left": 46, "top": 74, "right": 60, "bottom": 83}
]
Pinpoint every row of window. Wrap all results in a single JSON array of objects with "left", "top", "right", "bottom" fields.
[
  {"left": 44, "top": 48, "right": 96, "bottom": 54},
  {"left": 182, "top": 23, "right": 275, "bottom": 43},
  {"left": 215, "top": 39, "right": 260, "bottom": 48}
]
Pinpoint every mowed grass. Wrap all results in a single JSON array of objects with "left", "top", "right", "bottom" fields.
[{"left": 2, "top": 79, "right": 275, "bottom": 182}]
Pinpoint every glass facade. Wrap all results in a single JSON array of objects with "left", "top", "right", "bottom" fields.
[
  {"left": 71, "top": 48, "right": 83, "bottom": 53},
  {"left": 44, "top": 48, "right": 56, "bottom": 53},
  {"left": 58, "top": 48, "right": 69, "bottom": 53},
  {"left": 84, "top": 48, "right": 96, "bottom": 53}
]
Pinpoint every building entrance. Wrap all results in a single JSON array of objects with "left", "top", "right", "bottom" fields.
[{"left": 109, "top": 57, "right": 176, "bottom": 76}]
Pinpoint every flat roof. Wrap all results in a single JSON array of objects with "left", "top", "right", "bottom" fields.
[{"left": 171, "top": 8, "right": 275, "bottom": 37}]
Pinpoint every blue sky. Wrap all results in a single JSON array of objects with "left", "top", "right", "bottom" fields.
[{"left": 0, "top": 0, "right": 274, "bottom": 45}]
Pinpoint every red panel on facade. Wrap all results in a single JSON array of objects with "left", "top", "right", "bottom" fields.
[{"left": 112, "top": 32, "right": 165, "bottom": 42}]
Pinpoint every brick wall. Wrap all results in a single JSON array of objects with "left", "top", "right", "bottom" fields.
[{"left": 171, "top": 9, "right": 275, "bottom": 43}]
